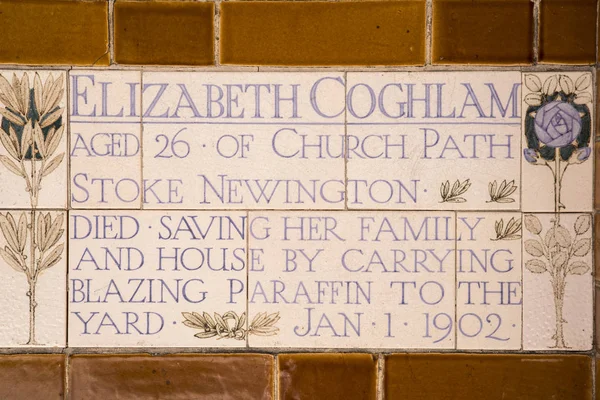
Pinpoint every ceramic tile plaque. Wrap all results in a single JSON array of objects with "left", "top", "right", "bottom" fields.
[{"left": 0, "top": 70, "right": 593, "bottom": 350}]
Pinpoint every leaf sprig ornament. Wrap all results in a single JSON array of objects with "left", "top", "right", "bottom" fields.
[
  {"left": 488, "top": 180, "right": 517, "bottom": 203},
  {"left": 439, "top": 179, "right": 471, "bottom": 203},
  {"left": 491, "top": 217, "right": 522, "bottom": 241},
  {"left": 182, "top": 311, "right": 280, "bottom": 340}
]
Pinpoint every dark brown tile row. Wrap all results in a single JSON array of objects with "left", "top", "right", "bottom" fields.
[
  {"left": 0, "top": 353, "right": 594, "bottom": 399},
  {"left": 69, "top": 354, "right": 274, "bottom": 400},
  {"left": 0, "top": 0, "right": 597, "bottom": 66},
  {"left": 114, "top": 1, "right": 214, "bottom": 66},
  {"left": 0, "top": 0, "right": 108, "bottom": 65},
  {"left": 279, "top": 353, "right": 377, "bottom": 400},
  {"left": 219, "top": 1, "right": 426, "bottom": 66},
  {"left": 0, "top": 355, "right": 64, "bottom": 400},
  {"left": 385, "top": 354, "right": 593, "bottom": 400},
  {"left": 432, "top": 0, "right": 533, "bottom": 64},
  {"left": 539, "top": 0, "right": 597, "bottom": 64}
]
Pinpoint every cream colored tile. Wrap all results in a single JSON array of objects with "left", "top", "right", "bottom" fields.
[
  {"left": 0, "top": 210, "right": 66, "bottom": 347},
  {"left": 68, "top": 210, "right": 247, "bottom": 347},
  {"left": 70, "top": 71, "right": 142, "bottom": 209},
  {"left": 0, "top": 71, "right": 67, "bottom": 209},
  {"left": 346, "top": 72, "right": 521, "bottom": 210},
  {"left": 248, "top": 211, "right": 456, "bottom": 349},
  {"left": 141, "top": 72, "right": 345, "bottom": 209},
  {"left": 523, "top": 213, "right": 593, "bottom": 350},
  {"left": 456, "top": 212, "right": 522, "bottom": 350},
  {"left": 521, "top": 72, "right": 593, "bottom": 212}
]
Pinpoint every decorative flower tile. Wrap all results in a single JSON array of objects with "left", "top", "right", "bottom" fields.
[
  {"left": 521, "top": 72, "right": 594, "bottom": 213},
  {"left": 523, "top": 212, "right": 593, "bottom": 350},
  {"left": 0, "top": 210, "right": 66, "bottom": 347},
  {"left": 0, "top": 70, "right": 67, "bottom": 209}
]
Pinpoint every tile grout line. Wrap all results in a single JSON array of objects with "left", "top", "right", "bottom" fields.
[
  {"left": 140, "top": 70, "right": 144, "bottom": 211},
  {"left": 246, "top": 210, "right": 250, "bottom": 350},
  {"left": 65, "top": 68, "right": 72, "bottom": 351},
  {"left": 425, "top": 0, "right": 433, "bottom": 66},
  {"left": 532, "top": 0, "right": 540, "bottom": 65},
  {"left": 214, "top": 0, "right": 221, "bottom": 67},
  {"left": 519, "top": 71, "right": 524, "bottom": 351},
  {"left": 108, "top": 0, "right": 115, "bottom": 65},
  {"left": 273, "top": 355, "right": 279, "bottom": 400},
  {"left": 1, "top": 65, "right": 594, "bottom": 72},
  {"left": 592, "top": 355, "right": 596, "bottom": 400},
  {"left": 64, "top": 351, "right": 70, "bottom": 400},
  {"left": 344, "top": 71, "right": 348, "bottom": 211},
  {"left": 377, "top": 353, "right": 385, "bottom": 400},
  {"left": 454, "top": 210, "right": 458, "bottom": 349},
  {"left": 520, "top": 210, "right": 524, "bottom": 351}
]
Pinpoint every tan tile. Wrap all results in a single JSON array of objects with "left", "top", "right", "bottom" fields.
[
  {"left": 248, "top": 211, "right": 456, "bottom": 348},
  {"left": 69, "top": 70, "right": 142, "bottom": 209},
  {"left": 141, "top": 72, "right": 345, "bottom": 210},
  {"left": 456, "top": 212, "right": 522, "bottom": 350},
  {"left": 346, "top": 72, "right": 521, "bottom": 210},
  {"left": 68, "top": 210, "right": 247, "bottom": 347}
]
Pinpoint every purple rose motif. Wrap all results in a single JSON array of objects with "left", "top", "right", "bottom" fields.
[
  {"left": 523, "top": 148, "right": 538, "bottom": 163},
  {"left": 534, "top": 101, "right": 581, "bottom": 148},
  {"left": 577, "top": 147, "right": 591, "bottom": 161}
]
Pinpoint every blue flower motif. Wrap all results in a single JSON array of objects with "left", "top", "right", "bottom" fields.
[
  {"left": 534, "top": 101, "right": 581, "bottom": 148},
  {"left": 523, "top": 148, "right": 538, "bottom": 163}
]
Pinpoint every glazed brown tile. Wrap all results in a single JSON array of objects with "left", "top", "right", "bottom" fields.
[
  {"left": 540, "top": 0, "right": 596, "bottom": 64},
  {"left": 0, "top": 0, "right": 108, "bottom": 65},
  {"left": 114, "top": 1, "right": 214, "bottom": 65},
  {"left": 595, "top": 215, "right": 600, "bottom": 273},
  {"left": 432, "top": 0, "right": 533, "bottom": 64},
  {"left": 0, "top": 355, "right": 64, "bottom": 399},
  {"left": 596, "top": 144, "right": 600, "bottom": 208},
  {"left": 220, "top": 1, "right": 425, "bottom": 66},
  {"left": 596, "top": 283, "right": 600, "bottom": 352},
  {"left": 69, "top": 354, "right": 273, "bottom": 400},
  {"left": 278, "top": 354, "right": 377, "bottom": 400},
  {"left": 385, "top": 354, "right": 592, "bottom": 400},
  {"left": 597, "top": 358, "right": 600, "bottom": 399}
]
